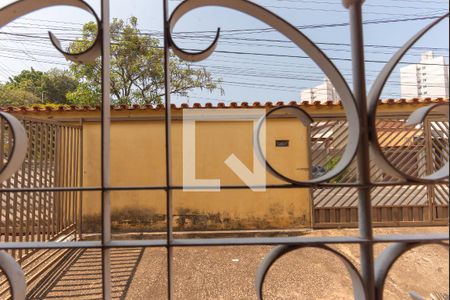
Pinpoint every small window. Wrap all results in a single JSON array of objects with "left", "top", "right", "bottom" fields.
[{"left": 276, "top": 140, "right": 289, "bottom": 147}]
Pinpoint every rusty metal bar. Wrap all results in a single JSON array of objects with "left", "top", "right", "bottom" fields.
[
  {"left": 348, "top": 2, "right": 376, "bottom": 298},
  {"left": 100, "top": 0, "right": 112, "bottom": 298},
  {"left": 43, "top": 124, "right": 51, "bottom": 241},
  {"left": 0, "top": 3, "right": 447, "bottom": 300},
  {"left": 55, "top": 126, "right": 61, "bottom": 234},
  {"left": 163, "top": 0, "right": 174, "bottom": 298},
  {"left": 78, "top": 120, "right": 84, "bottom": 240},
  {"left": 73, "top": 128, "right": 78, "bottom": 239},
  {"left": 11, "top": 126, "right": 18, "bottom": 259},
  {"left": 38, "top": 123, "right": 45, "bottom": 242},
  {"left": 51, "top": 125, "right": 58, "bottom": 236},
  {"left": 63, "top": 126, "right": 69, "bottom": 231}
]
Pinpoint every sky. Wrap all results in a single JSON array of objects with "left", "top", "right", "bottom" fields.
[{"left": 0, "top": 0, "right": 448, "bottom": 104}]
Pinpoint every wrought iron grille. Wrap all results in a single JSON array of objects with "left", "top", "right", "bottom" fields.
[
  {"left": 0, "top": 117, "right": 82, "bottom": 299},
  {"left": 311, "top": 116, "right": 449, "bottom": 227},
  {"left": 0, "top": 0, "right": 448, "bottom": 299}
]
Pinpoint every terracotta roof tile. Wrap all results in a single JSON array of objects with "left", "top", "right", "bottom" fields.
[{"left": 0, "top": 98, "right": 447, "bottom": 113}]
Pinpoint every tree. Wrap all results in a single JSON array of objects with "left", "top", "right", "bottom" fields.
[
  {"left": 42, "top": 68, "right": 79, "bottom": 104},
  {"left": 3, "top": 67, "right": 78, "bottom": 104},
  {"left": 0, "top": 86, "right": 40, "bottom": 106},
  {"left": 68, "top": 16, "right": 222, "bottom": 106}
]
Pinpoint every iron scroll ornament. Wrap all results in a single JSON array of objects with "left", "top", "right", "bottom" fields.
[
  {"left": 0, "top": 1, "right": 102, "bottom": 299},
  {"left": 367, "top": 13, "right": 449, "bottom": 182},
  {"left": 0, "top": 0, "right": 101, "bottom": 64},
  {"left": 256, "top": 245, "right": 368, "bottom": 300},
  {"left": 0, "top": 112, "right": 27, "bottom": 300},
  {"left": 168, "top": 3, "right": 449, "bottom": 299},
  {"left": 254, "top": 105, "right": 317, "bottom": 185},
  {"left": 168, "top": 0, "right": 361, "bottom": 185},
  {"left": 0, "top": 113, "right": 27, "bottom": 184},
  {"left": 374, "top": 242, "right": 449, "bottom": 300}
]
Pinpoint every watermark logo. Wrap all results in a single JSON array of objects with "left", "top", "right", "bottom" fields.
[{"left": 183, "top": 109, "right": 266, "bottom": 192}]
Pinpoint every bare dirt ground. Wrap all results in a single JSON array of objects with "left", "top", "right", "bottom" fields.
[{"left": 13, "top": 227, "right": 450, "bottom": 299}]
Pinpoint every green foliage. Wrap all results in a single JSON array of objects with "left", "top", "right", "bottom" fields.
[
  {"left": 41, "top": 68, "right": 79, "bottom": 104},
  {"left": 66, "top": 82, "right": 100, "bottom": 106},
  {"left": 69, "top": 16, "right": 222, "bottom": 106},
  {"left": 324, "top": 156, "right": 351, "bottom": 183},
  {"left": 0, "top": 17, "right": 220, "bottom": 107},
  {"left": 0, "top": 87, "right": 40, "bottom": 106},
  {"left": 0, "top": 67, "right": 78, "bottom": 106}
]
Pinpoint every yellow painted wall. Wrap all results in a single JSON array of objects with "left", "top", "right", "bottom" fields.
[
  {"left": 12, "top": 102, "right": 442, "bottom": 231},
  {"left": 81, "top": 114, "right": 312, "bottom": 231}
]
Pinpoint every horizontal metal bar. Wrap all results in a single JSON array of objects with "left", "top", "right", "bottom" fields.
[
  {"left": 374, "top": 233, "right": 449, "bottom": 243},
  {"left": 172, "top": 236, "right": 367, "bottom": 246},
  {"left": 0, "top": 241, "right": 101, "bottom": 250},
  {"left": 1, "top": 234, "right": 447, "bottom": 250},
  {"left": 106, "top": 240, "right": 167, "bottom": 247},
  {"left": 1, "top": 181, "right": 448, "bottom": 193},
  {"left": 0, "top": 187, "right": 103, "bottom": 193},
  {"left": 313, "top": 221, "right": 449, "bottom": 229}
]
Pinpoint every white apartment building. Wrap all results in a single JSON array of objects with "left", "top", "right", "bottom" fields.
[
  {"left": 400, "top": 51, "right": 449, "bottom": 99},
  {"left": 300, "top": 78, "right": 339, "bottom": 103}
]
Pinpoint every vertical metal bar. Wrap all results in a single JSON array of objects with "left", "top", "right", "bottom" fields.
[
  {"left": 0, "top": 119, "right": 6, "bottom": 247},
  {"left": 346, "top": 1, "right": 375, "bottom": 299},
  {"left": 56, "top": 126, "right": 64, "bottom": 234},
  {"left": 56, "top": 126, "right": 62, "bottom": 234},
  {"left": 423, "top": 117, "right": 435, "bottom": 222},
  {"left": 19, "top": 121, "right": 28, "bottom": 259},
  {"left": 73, "top": 127, "right": 79, "bottom": 239},
  {"left": 60, "top": 126, "right": 64, "bottom": 234},
  {"left": 163, "top": 0, "right": 174, "bottom": 298},
  {"left": 43, "top": 124, "right": 51, "bottom": 241},
  {"left": 64, "top": 126, "right": 69, "bottom": 230},
  {"left": 307, "top": 124, "right": 315, "bottom": 226},
  {"left": 31, "top": 123, "right": 38, "bottom": 244},
  {"left": 72, "top": 127, "right": 76, "bottom": 230},
  {"left": 60, "top": 126, "right": 65, "bottom": 232},
  {"left": 68, "top": 127, "right": 74, "bottom": 229},
  {"left": 79, "top": 120, "right": 84, "bottom": 240},
  {"left": 38, "top": 123, "right": 45, "bottom": 242},
  {"left": 12, "top": 122, "right": 19, "bottom": 259},
  {"left": 20, "top": 120, "right": 26, "bottom": 250},
  {"left": 72, "top": 128, "right": 77, "bottom": 234},
  {"left": 0, "top": 118, "right": 4, "bottom": 169},
  {"left": 52, "top": 125, "right": 59, "bottom": 237},
  {"left": 101, "top": 0, "right": 112, "bottom": 298},
  {"left": 64, "top": 127, "right": 69, "bottom": 230},
  {"left": 25, "top": 121, "right": 31, "bottom": 256}
]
